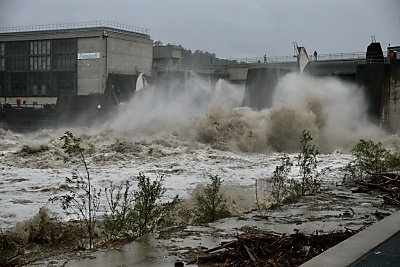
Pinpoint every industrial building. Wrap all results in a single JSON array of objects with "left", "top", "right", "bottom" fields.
[
  {"left": 0, "top": 21, "right": 153, "bottom": 105},
  {"left": 0, "top": 21, "right": 153, "bottom": 130}
]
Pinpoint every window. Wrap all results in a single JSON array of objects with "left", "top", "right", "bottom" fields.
[
  {"left": 53, "top": 39, "right": 75, "bottom": 55},
  {"left": 30, "top": 56, "right": 51, "bottom": 70},
  {"left": 0, "top": 42, "right": 4, "bottom": 71},
  {"left": 52, "top": 39, "right": 76, "bottom": 70},
  {"left": 53, "top": 54, "right": 75, "bottom": 70},
  {"left": 7, "top": 56, "right": 28, "bottom": 71},
  {"left": 6, "top": 41, "right": 28, "bottom": 56},
  {"left": 8, "top": 72, "right": 28, "bottom": 96},
  {"left": 0, "top": 38, "right": 77, "bottom": 97},
  {"left": 0, "top": 73, "right": 4, "bottom": 95},
  {"left": 5, "top": 41, "right": 28, "bottom": 71},
  {"left": 53, "top": 71, "right": 75, "bottom": 95},
  {"left": 30, "top": 72, "right": 51, "bottom": 96},
  {"left": 30, "top": 40, "right": 50, "bottom": 55}
]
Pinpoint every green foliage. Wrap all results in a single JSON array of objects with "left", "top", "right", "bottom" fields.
[
  {"left": 194, "top": 175, "right": 230, "bottom": 223},
  {"left": 344, "top": 139, "right": 400, "bottom": 181},
  {"left": 268, "top": 130, "right": 325, "bottom": 206},
  {"left": 50, "top": 131, "right": 100, "bottom": 249},
  {"left": 103, "top": 180, "right": 135, "bottom": 240},
  {"left": 351, "top": 140, "right": 389, "bottom": 174},
  {"left": 132, "top": 173, "right": 180, "bottom": 237},
  {"left": 296, "top": 130, "right": 321, "bottom": 195},
  {"left": 286, "top": 179, "right": 304, "bottom": 203},
  {"left": 271, "top": 154, "right": 293, "bottom": 204},
  {"left": 103, "top": 174, "right": 180, "bottom": 240}
]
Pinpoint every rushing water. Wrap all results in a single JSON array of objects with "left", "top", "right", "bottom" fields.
[{"left": 0, "top": 73, "right": 396, "bottom": 230}]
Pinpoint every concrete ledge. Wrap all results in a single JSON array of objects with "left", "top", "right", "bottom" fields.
[{"left": 300, "top": 211, "right": 400, "bottom": 267}]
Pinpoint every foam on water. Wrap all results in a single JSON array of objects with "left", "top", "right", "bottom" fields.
[{"left": 0, "top": 73, "right": 394, "bottom": 229}]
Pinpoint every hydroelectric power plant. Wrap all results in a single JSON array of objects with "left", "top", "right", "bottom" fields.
[{"left": 0, "top": 21, "right": 399, "bottom": 132}]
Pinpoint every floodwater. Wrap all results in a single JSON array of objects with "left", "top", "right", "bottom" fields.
[
  {"left": 1, "top": 73, "right": 400, "bottom": 266},
  {"left": 64, "top": 187, "right": 398, "bottom": 267}
]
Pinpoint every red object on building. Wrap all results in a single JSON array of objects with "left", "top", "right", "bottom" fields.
[{"left": 16, "top": 98, "right": 21, "bottom": 105}]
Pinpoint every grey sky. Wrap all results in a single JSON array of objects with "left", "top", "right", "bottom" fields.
[{"left": 1, "top": 0, "right": 399, "bottom": 59}]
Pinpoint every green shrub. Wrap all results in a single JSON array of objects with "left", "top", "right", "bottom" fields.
[
  {"left": 296, "top": 130, "right": 321, "bottom": 195},
  {"left": 268, "top": 130, "right": 326, "bottom": 206},
  {"left": 104, "top": 174, "right": 180, "bottom": 240},
  {"left": 194, "top": 175, "right": 230, "bottom": 223},
  {"left": 131, "top": 173, "right": 180, "bottom": 237},
  {"left": 103, "top": 180, "right": 135, "bottom": 240},
  {"left": 271, "top": 154, "right": 292, "bottom": 204},
  {"left": 50, "top": 131, "right": 100, "bottom": 249},
  {"left": 344, "top": 139, "right": 400, "bottom": 181}
]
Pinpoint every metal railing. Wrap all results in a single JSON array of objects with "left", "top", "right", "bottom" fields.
[
  {"left": 0, "top": 21, "right": 150, "bottom": 36},
  {"left": 227, "top": 52, "right": 366, "bottom": 64},
  {"left": 309, "top": 52, "right": 365, "bottom": 61},
  {"left": 226, "top": 55, "right": 298, "bottom": 64}
]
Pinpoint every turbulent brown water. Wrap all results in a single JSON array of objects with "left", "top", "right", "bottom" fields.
[
  {"left": 102, "top": 72, "right": 385, "bottom": 153},
  {"left": 0, "top": 73, "right": 396, "bottom": 230}
]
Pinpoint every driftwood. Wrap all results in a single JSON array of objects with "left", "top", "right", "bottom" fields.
[
  {"left": 355, "top": 180, "right": 394, "bottom": 193},
  {"left": 204, "top": 240, "right": 238, "bottom": 253},
  {"left": 196, "top": 231, "right": 357, "bottom": 267},
  {"left": 383, "top": 195, "right": 400, "bottom": 206},
  {"left": 352, "top": 172, "right": 400, "bottom": 208}
]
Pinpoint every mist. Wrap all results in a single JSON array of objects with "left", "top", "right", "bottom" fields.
[
  {"left": 101, "top": 72, "right": 384, "bottom": 153},
  {"left": 105, "top": 72, "right": 238, "bottom": 136},
  {"left": 269, "top": 73, "right": 384, "bottom": 152}
]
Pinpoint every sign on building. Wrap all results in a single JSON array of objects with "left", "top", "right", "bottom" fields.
[{"left": 78, "top": 52, "right": 100, "bottom": 60}]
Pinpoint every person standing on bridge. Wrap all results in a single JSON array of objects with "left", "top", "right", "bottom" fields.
[
  {"left": 314, "top": 51, "right": 318, "bottom": 61},
  {"left": 264, "top": 54, "right": 267, "bottom": 63}
]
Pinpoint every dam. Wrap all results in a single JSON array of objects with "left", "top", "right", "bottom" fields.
[
  {"left": 0, "top": 21, "right": 399, "bottom": 132},
  {"left": 153, "top": 42, "right": 400, "bottom": 133}
]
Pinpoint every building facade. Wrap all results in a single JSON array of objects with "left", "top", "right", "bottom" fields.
[{"left": 0, "top": 21, "right": 153, "bottom": 105}]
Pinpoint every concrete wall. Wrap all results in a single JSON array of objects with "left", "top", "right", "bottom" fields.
[
  {"left": 153, "top": 45, "right": 181, "bottom": 59},
  {"left": 355, "top": 62, "right": 400, "bottom": 132},
  {"left": 77, "top": 32, "right": 152, "bottom": 95},
  {"left": 386, "top": 62, "right": 400, "bottom": 132},
  {"left": 107, "top": 33, "right": 153, "bottom": 76},
  {"left": 77, "top": 36, "right": 103, "bottom": 95},
  {"left": 355, "top": 64, "right": 388, "bottom": 125},
  {"left": 224, "top": 64, "right": 249, "bottom": 82},
  {"left": 224, "top": 62, "right": 298, "bottom": 84},
  {"left": 243, "top": 68, "right": 292, "bottom": 110}
]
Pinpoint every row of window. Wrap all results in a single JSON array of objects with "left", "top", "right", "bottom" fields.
[
  {"left": 0, "top": 39, "right": 76, "bottom": 56},
  {"left": 30, "top": 56, "right": 51, "bottom": 70},
  {"left": 30, "top": 40, "right": 51, "bottom": 55},
  {"left": 0, "top": 39, "right": 77, "bottom": 72},
  {"left": 0, "top": 71, "right": 76, "bottom": 97},
  {"left": 2, "top": 54, "right": 76, "bottom": 71}
]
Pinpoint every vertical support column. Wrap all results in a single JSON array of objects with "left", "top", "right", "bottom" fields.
[{"left": 101, "top": 32, "right": 108, "bottom": 94}]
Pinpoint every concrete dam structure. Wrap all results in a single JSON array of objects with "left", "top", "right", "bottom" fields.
[{"left": 242, "top": 42, "right": 400, "bottom": 132}]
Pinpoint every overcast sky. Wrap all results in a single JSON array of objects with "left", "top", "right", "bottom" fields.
[{"left": 1, "top": 0, "right": 399, "bottom": 59}]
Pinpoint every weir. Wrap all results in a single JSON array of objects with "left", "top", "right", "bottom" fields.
[{"left": 240, "top": 42, "right": 400, "bottom": 133}]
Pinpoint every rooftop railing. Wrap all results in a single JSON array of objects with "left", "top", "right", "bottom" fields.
[{"left": 0, "top": 21, "right": 150, "bottom": 36}]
